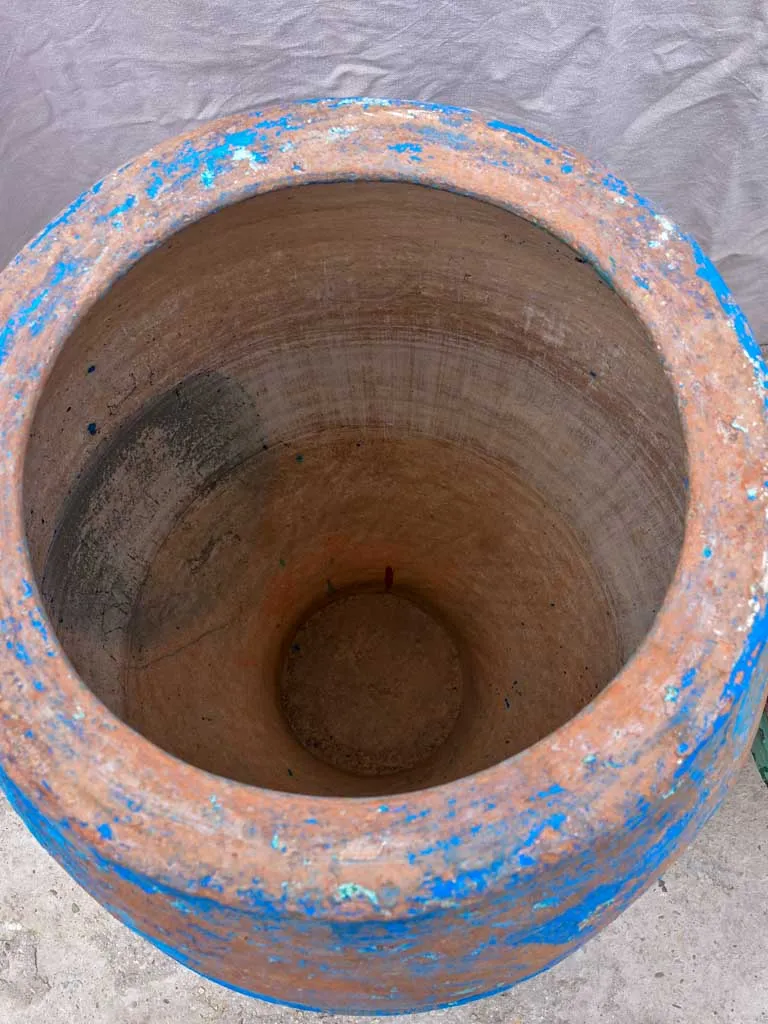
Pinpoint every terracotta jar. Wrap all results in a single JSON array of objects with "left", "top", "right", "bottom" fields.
[{"left": 0, "top": 99, "right": 766, "bottom": 1014}]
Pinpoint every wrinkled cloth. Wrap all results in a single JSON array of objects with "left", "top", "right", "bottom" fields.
[{"left": 2, "top": 0, "right": 767, "bottom": 344}]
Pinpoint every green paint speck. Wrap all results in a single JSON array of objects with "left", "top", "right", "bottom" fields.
[
  {"left": 279, "top": 558, "right": 286, "bottom": 568},
  {"left": 336, "top": 883, "right": 379, "bottom": 907},
  {"left": 271, "top": 831, "right": 286, "bottom": 852},
  {"left": 295, "top": 453, "right": 304, "bottom": 463}
]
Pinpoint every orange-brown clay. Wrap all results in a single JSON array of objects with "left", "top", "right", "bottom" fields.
[{"left": 0, "top": 99, "right": 765, "bottom": 1014}]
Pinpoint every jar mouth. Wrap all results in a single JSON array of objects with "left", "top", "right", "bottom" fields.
[
  {"left": 22, "top": 178, "right": 687, "bottom": 798},
  {"left": 0, "top": 100, "right": 765, "bottom": 908}
]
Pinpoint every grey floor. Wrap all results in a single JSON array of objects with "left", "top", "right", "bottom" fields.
[{"left": 0, "top": 762, "right": 765, "bottom": 1024}]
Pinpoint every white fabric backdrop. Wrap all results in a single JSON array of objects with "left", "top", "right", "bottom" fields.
[{"left": 2, "top": 1, "right": 767, "bottom": 343}]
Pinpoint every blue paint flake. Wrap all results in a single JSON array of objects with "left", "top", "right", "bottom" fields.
[
  {"left": 145, "top": 173, "right": 164, "bottom": 199},
  {"left": 681, "top": 667, "right": 697, "bottom": 687},
  {"left": 664, "top": 685, "right": 680, "bottom": 703},
  {"left": 5, "top": 639, "right": 31, "bottom": 665},
  {"left": 702, "top": 546, "right": 712, "bottom": 559},
  {"left": 388, "top": 142, "right": 423, "bottom": 162},
  {"left": 486, "top": 120, "right": 557, "bottom": 151},
  {"left": 560, "top": 164, "right": 573, "bottom": 174},
  {"left": 602, "top": 173, "right": 630, "bottom": 197},
  {"left": 633, "top": 275, "right": 651, "bottom": 291},
  {"left": 28, "top": 181, "right": 103, "bottom": 251},
  {"left": 95, "top": 195, "right": 136, "bottom": 224},
  {"left": 28, "top": 610, "right": 54, "bottom": 654},
  {"left": 97, "top": 823, "right": 113, "bottom": 841},
  {"left": 680, "top": 233, "right": 768, "bottom": 404}
]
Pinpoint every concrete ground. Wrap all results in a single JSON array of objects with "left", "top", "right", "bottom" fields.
[{"left": 0, "top": 762, "right": 765, "bottom": 1024}]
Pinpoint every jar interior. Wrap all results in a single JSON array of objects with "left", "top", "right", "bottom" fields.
[{"left": 24, "top": 182, "right": 687, "bottom": 796}]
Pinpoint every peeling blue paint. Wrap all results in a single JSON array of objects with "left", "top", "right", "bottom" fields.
[
  {"left": 96, "top": 195, "right": 136, "bottom": 224},
  {"left": 388, "top": 142, "right": 423, "bottom": 162},
  {"left": 486, "top": 120, "right": 557, "bottom": 150},
  {"left": 28, "top": 181, "right": 104, "bottom": 251}
]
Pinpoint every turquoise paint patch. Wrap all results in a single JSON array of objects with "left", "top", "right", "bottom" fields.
[
  {"left": 591, "top": 263, "right": 614, "bottom": 290},
  {"left": 336, "top": 883, "right": 380, "bottom": 907},
  {"left": 633, "top": 275, "right": 651, "bottom": 291},
  {"left": 532, "top": 897, "right": 560, "bottom": 911},
  {"left": 271, "top": 831, "right": 287, "bottom": 853}
]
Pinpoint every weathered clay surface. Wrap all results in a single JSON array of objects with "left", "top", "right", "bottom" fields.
[{"left": 0, "top": 100, "right": 766, "bottom": 1014}]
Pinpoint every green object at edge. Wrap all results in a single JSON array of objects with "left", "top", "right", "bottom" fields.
[{"left": 753, "top": 711, "right": 768, "bottom": 786}]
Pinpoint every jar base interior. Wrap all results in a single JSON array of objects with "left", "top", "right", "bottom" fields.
[{"left": 279, "top": 590, "right": 465, "bottom": 780}]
